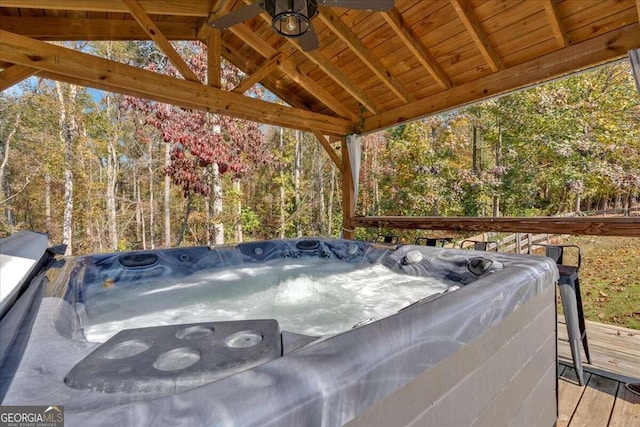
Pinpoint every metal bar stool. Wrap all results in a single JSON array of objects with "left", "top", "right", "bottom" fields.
[
  {"left": 460, "top": 239, "right": 499, "bottom": 251},
  {"left": 376, "top": 234, "right": 399, "bottom": 245},
  {"left": 531, "top": 244, "right": 591, "bottom": 385},
  {"left": 415, "top": 237, "right": 453, "bottom": 247}
]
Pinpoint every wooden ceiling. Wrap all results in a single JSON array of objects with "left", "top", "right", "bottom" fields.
[{"left": 1, "top": 0, "right": 639, "bottom": 138}]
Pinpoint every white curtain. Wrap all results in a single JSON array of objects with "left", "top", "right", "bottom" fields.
[{"left": 346, "top": 134, "right": 361, "bottom": 211}]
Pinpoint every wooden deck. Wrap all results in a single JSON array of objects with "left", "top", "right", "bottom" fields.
[{"left": 557, "top": 317, "right": 639, "bottom": 427}]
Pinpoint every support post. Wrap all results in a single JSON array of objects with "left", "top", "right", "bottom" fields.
[{"left": 341, "top": 137, "right": 355, "bottom": 239}]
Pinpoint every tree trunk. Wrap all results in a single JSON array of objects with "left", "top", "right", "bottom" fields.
[
  {"left": 575, "top": 192, "right": 581, "bottom": 214},
  {"left": 175, "top": 193, "right": 192, "bottom": 246},
  {"left": 472, "top": 125, "right": 478, "bottom": 173},
  {"left": 493, "top": 121, "right": 501, "bottom": 217},
  {"left": 106, "top": 135, "right": 118, "bottom": 250},
  {"left": 212, "top": 162, "right": 224, "bottom": 245},
  {"left": 55, "top": 81, "right": 77, "bottom": 256},
  {"left": 0, "top": 109, "right": 21, "bottom": 228},
  {"left": 148, "top": 141, "right": 155, "bottom": 249},
  {"left": 328, "top": 166, "right": 335, "bottom": 236},
  {"left": 294, "top": 130, "right": 302, "bottom": 237},
  {"left": 45, "top": 174, "right": 51, "bottom": 238},
  {"left": 279, "top": 127, "right": 286, "bottom": 239},
  {"left": 164, "top": 141, "right": 171, "bottom": 247},
  {"left": 234, "top": 178, "right": 243, "bottom": 242},
  {"left": 317, "top": 154, "right": 325, "bottom": 235}
]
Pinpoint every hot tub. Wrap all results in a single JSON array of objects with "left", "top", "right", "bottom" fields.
[{"left": 0, "top": 236, "right": 558, "bottom": 426}]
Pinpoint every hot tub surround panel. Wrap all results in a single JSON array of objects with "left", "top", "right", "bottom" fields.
[{"left": 0, "top": 238, "right": 558, "bottom": 426}]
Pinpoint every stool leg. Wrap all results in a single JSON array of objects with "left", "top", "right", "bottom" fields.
[
  {"left": 558, "top": 281, "right": 585, "bottom": 385},
  {"left": 574, "top": 277, "right": 591, "bottom": 364}
]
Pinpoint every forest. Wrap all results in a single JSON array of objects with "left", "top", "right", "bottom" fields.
[{"left": 1, "top": 41, "right": 639, "bottom": 255}]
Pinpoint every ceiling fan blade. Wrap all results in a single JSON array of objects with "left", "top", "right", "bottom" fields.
[
  {"left": 297, "top": 27, "right": 320, "bottom": 51},
  {"left": 317, "top": 0, "right": 394, "bottom": 11},
  {"left": 208, "top": 1, "right": 266, "bottom": 29}
]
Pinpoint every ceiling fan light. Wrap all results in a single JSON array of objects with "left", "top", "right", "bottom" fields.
[{"left": 272, "top": 11, "right": 311, "bottom": 37}]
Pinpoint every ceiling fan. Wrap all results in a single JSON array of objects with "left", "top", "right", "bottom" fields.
[{"left": 208, "top": 0, "right": 394, "bottom": 51}]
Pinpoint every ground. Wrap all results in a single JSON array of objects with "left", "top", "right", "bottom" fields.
[{"left": 560, "top": 235, "right": 640, "bottom": 330}]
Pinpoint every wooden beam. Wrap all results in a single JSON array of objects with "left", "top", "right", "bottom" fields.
[
  {"left": 0, "top": 64, "right": 39, "bottom": 91},
  {"left": 637, "top": 0, "right": 640, "bottom": 25},
  {"left": 0, "top": 1, "right": 209, "bottom": 16},
  {"left": 312, "top": 130, "right": 343, "bottom": 173},
  {"left": 341, "top": 138, "right": 355, "bottom": 239},
  {"left": 0, "top": 16, "right": 199, "bottom": 41},
  {"left": 232, "top": 52, "right": 282, "bottom": 94},
  {"left": 229, "top": 24, "right": 357, "bottom": 121},
  {"left": 121, "top": 0, "right": 200, "bottom": 83},
  {"left": 382, "top": 7, "right": 452, "bottom": 90},
  {"left": 450, "top": 0, "right": 504, "bottom": 72},
  {"left": 207, "top": 29, "right": 221, "bottom": 88},
  {"left": 363, "top": 23, "right": 640, "bottom": 133},
  {"left": 351, "top": 216, "right": 640, "bottom": 237},
  {"left": 543, "top": 0, "right": 569, "bottom": 48},
  {"left": 0, "top": 31, "right": 352, "bottom": 136},
  {"left": 317, "top": 6, "right": 414, "bottom": 104}
]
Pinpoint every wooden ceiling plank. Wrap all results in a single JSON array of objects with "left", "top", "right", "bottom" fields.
[
  {"left": 317, "top": 7, "right": 414, "bottom": 104},
  {"left": 543, "top": 0, "right": 570, "bottom": 48},
  {"left": 0, "top": 30, "right": 352, "bottom": 135},
  {"left": 0, "top": 1, "right": 209, "bottom": 16},
  {"left": 450, "top": 0, "right": 504, "bottom": 72},
  {"left": 381, "top": 7, "right": 452, "bottom": 90},
  {"left": 0, "top": 64, "right": 39, "bottom": 91},
  {"left": 312, "top": 130, "right": 344, "bottom": 173},
  {"left": 121, "top": 0, "right": 200, "bottom": 83},
  {"left": 238, "top": 0, "right": 380, "bottom": 115},
  {"left": 637, "top": 0, "right": 640, "bottom": 23},
  {"left": 207, "top": 29, "right": 221, "bottom": 88},
  {"left": 296, "top": 48, "right": 380, "bottom": 115},
  {"left": 362, "top": 23, "right": 640, "bottom": 133},
  {"left": 0, "top": 16, "right": 199, "bottom": 40},
  {"left": 229, "top": 23, "right": 357, "bottom": 121},
  {"left": 232, "top": 52, "right": 282, "bottom": 94}
]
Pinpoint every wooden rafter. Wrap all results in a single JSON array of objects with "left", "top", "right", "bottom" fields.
[
  {"left": 233, "top": 52, "right": 282, "bottom": 94},
  {"left": 381, "top": 7, "right": 452, "bottom": 90},
  {"left": 0, "top": 30, "right": 352, "bottom": 135},
  {"left": 0, "top": 64, "right": 39, "bottom": 91},
  {"left": 0, "top": 0, "right": 209, "bottom": 15},
  {"left": 229, "top": 24, "right": 356, "bottom": 121},
  {"left": 543, "top": 0, "right": 569, "bottom": 48},
  {"left": 362, "top": 23, "right": 640, "bottom": 133},
  {"left": 207, "top": 29, "right": 221, "bottom": 88},
  {"left": 311, "top": 130, "right": 343, "bottom": 173},
  {"left": 0, "top": 16, "right": 199, "bottom": 41},
  {"left": 450, "top": 0, "right": 504, "bottom": 72},
  {"left": 122, "top": 0, "right": 200, "bottom": 83},
  {"left": 317, "top": 6, "right": 414, "bottom": 104}
]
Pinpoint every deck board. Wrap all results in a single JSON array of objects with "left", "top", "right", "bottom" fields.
[
  {"left": 608, "top": 383, "right": 640, "bottom": 427},
  {"left": 558, "top": 316, "right": 640, "bottom": 379},
  {"left": 557, "top": 316, "right": 639, "bottom": 427},
  {"left": 558, "top": 366, "right": 591, "bottom": 427},
  {"left": 569, "top": 374, "right": 619, "bottom": 427}
]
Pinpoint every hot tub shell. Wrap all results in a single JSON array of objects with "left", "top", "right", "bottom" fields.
[{"left": 0, "top": 235, "right": 558, "bottom": 426}]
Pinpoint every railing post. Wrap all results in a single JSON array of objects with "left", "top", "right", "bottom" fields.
[{"left": 515, "top": 232, "right": 521, "bottom": 254}]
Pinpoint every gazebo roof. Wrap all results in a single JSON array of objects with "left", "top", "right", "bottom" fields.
[{"left": 1, "top": 0, "right": 639, "bottom": 137}]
